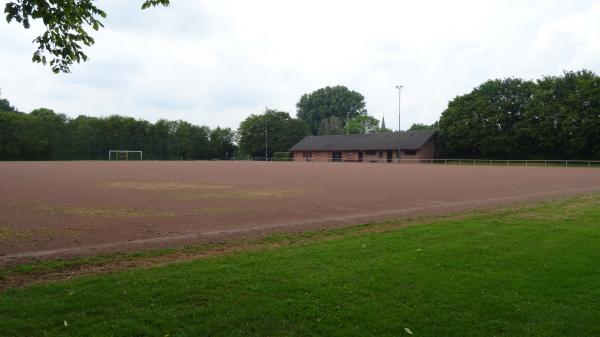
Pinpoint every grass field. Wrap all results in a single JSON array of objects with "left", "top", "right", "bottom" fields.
[{"left": 1, "top": 195, "right": 600, "bottom": 336}]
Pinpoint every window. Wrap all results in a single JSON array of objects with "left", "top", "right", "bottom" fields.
[
  {"left": 316, "top": 151, "right": 321, "bottom": 156},
  {"left": 347, "top": 152, "right": 354, "bottom": 156},
  {"left": 404, "top": 150, "right": 417, "bottom": 156},
  {"left": 366, "top": 151, "right": 376, "bottom": 156}
]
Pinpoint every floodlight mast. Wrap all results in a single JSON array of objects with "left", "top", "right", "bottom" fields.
[
  {"left": 396, "top": 85, "right": 403, "bottom": 162},
  {"left": 395, "top": 85, "right": 403, "bottom": 132},
  {"left": 265, "top": 107, "right": 268, "bottom": 161},
  {"left": 346, "top": 110, "right": 349, "bottom": 135}
]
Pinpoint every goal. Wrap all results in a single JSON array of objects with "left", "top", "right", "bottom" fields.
[{"left": 108, "top": 150, "right": 143, "bottom": 161}]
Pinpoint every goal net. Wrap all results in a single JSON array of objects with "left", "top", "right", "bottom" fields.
[{"left": 108, "top": 150, "right": 143, "bottom": 161}]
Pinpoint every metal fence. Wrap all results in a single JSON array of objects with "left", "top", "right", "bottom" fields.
[{"left": 267, "top": 157, "right": 600, "bottom": 167}]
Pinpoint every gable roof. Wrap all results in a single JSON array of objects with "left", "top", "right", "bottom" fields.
[{"left": 290, "top": 130, "right": 436, "bottom": 152}]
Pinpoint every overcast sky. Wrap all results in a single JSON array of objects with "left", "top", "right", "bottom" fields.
[{"left": 1, "top": 0, "right": 600, "bottom": 130}]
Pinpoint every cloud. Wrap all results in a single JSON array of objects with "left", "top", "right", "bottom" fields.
[
  {"left": 0, "top": 0, "right": 599, "bottom": 130},
  {"left": 532, "top": 2, "right": 600, "bottom": 73}
]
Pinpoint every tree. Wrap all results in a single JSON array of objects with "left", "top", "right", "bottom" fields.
[
  {"left": 209, "top": 127, "right": 237, "bottom": 159},
  {"left": 526, "top": 70, "right": 600, "bottom": 159},
  {"left": 150, "top": 119, "right": 173, "bottom": 160},
  {"left": 175, "top": 121, "right": 210, "bottom": 160},
  {"left": 0, "top": 98, "right": 17, "bottom": 112},
  {"left": 408, "top": 123, "right": 437, "bottom": 131},
  {"left": 346, "top": 115, "right": 381, "bottom": 134},
  {"left": 437, "top": 70, "right": 600, "bottom": 160},
  {"left": 317, "top": 116, "right": 344, "bottom": 135},
  {"left": 0, "top": 98, "right": 226, "bottom": 161},
  {"left": 297, "top": 86, "right": 367, "bottom": 135},
  {"left": 4, "top": 0, "right": 170, "bottom": 73},
  {"left": 67, "top": 115, "right": 109, "bottom": 159},
  {"left": 0, "top": 109, "right": 49, "bottom": 159},
  {"left": 238, "top": 109, "right": 309, "bottom": 158},
  {"left": 30, "top": 108, "right": 68, "bottom": 158},
  {"left": 438, "top": 78, "right": 536, "bottom": 158}
]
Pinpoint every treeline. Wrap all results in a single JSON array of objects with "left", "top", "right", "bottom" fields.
[
  {"left": 0, "top": 85, "right": 383, "bottom": 161},
  {"left": 0, "top": 103, "right": 236, "bottom": 160},
  {"left": 235, "top": 86, "right": 388, "bottom": 159},
  {"left": 3, "top": 69, "right": 598, "bottom": 161},
  {"left": 438, "top": 70, "right": 600, "bottom": 160},
  {"left": 0, "top": 85, "right": 391, "bottom": 161},
  {"left": 237, "top": 109, "right": 309, "bottom": 159}
]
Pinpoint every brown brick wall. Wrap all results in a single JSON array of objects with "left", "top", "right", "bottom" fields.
[
  {"left": 416, "top": 138, "right": 435, "bottom": 159},
  {"left": 399, "top": 138, "right": 435, "bottom": 161},
  {"left": 292, "top": 139, "right": 436, "bottom": 162},
  {"left": 293, "top": 150, "right": 402, "bottom": 162}
]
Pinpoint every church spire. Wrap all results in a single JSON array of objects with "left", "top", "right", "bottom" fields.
[{"left": 381, "top": 115, "right": 386, "bottom": 129}]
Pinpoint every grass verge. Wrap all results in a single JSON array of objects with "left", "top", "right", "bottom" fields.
[{"left": 1, "top": 195, "right": 600, "bottom": 336}]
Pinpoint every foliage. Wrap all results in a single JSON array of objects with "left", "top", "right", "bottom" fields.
[
  {"left": 238, "top": 109, "right": 309, "bottom": 159},
  {"left": 2, "top": 196, "right": 600, "bottom": 336},
  {"left": 0, "top": 99, "right": 235, "bottom": 160},
  {"left": 438, "top": 70, "right": 600, "bottom": 159},
  {"left": 0, "top": 110, "right": 50, "bottom": 159},
  {"left": 525, "top": 70, "right": 600, "bottom": 159},
  {"left": 209, "top": 127, "right": 237, "bottom": 159},
  {"left": 0, "top": 98, "right": 17, "bottom": 112},
  {"left": 407, "top": 122, "right": 437, "bottom": 131},
  {"left": 346, "top": 115, "right": 381, "bottom": 134},
  {"left": 4, "top": 0, "right": 170, "bottom": 73},
  {"left": 297, "top": 86, "right": 367, "bottom": 135},
  {"left": 317, "top": 116, "right": 344, "bottom": 135}
]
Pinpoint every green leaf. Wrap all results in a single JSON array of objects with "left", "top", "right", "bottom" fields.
[{"left": 5, "top": 0, "right": 170, "bottom": 73}]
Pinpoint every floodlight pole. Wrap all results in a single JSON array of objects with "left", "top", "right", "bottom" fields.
[
  {"left": 396, "top": 85, "right": 403, "bottom": 162},
  {"left": 265, "top": 107, "right": 268, "bottom": 161},
  {"left": 396, "top": 85, "right": 403, "bottom": 132},
  {"left": 346, "top": 111, "right": 349, "bottom": 135}
]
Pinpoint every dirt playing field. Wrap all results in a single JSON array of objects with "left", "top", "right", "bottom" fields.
[{"left": 1, "top": 161, "right": 600, "bottom": 264}]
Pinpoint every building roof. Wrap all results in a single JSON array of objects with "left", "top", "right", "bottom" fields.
[{"left": 290, "top": 130, "right": 436, "bottom": 152}]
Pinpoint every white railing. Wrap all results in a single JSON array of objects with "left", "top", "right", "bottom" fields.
[{"left": 269, "top": 157, "right": 600, "bottom": 167}]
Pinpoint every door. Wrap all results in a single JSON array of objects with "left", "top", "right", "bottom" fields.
[
  {"left": 332, "top": 152, "right": 342, "bottom": 162},
  {"left": 358, "top": 151, "right": 363, "bottom": 162},
  {"left": 387, "top": 151, "right": 393, "bottom": 163}
]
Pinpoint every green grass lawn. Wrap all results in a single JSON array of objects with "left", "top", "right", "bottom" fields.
[{"left": 2, "top": 196, "right": 600, "bottom": 337}]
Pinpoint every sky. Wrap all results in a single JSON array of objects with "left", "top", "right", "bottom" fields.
[{"left": 1, "top": 0, "right": 600, "bottom": 130}]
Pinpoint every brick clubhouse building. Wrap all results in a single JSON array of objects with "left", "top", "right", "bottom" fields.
[{"left": 290, "top": 130, "right": 436, "bottom": 162}]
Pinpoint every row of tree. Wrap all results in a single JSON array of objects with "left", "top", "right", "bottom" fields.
[
  {"left": 438, "top": 70, "right": 600, "bottom": 159},
  {"left": 0, "top": 104, "right": 236, "bottom": 160},
  {"left": 5, "top": 2, "right": 599, "bottom": 160},
  {"left": 0, "top": 84, "right": 390, "bottom": 161},
  {"left": 4, "top": 69, "right": 597, "bottom": 161},
  {"left": 0, "top": 88, "right": 384, "bottom": 161},
  {"left": 236, "top": 86, "right": 395, "bottom": 158}
]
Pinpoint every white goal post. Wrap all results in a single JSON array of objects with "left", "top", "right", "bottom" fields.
[{"left": 108, "top": 150, "right": 143, "bottom": 160}]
